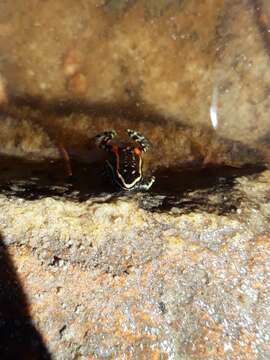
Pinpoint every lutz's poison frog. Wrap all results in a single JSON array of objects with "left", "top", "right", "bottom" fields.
[{"left": 95, "top": 129, "right": 155, "bottom": 191}]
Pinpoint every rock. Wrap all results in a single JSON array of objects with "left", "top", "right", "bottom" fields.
[
  {"left": 0, "top": 153, "right": 269, "bottom": 358},
  {"left": 67, "top": 73, "right": 88, "bottom": 95},
  {"left": 0, "top": 116, "right": 58, "bottom": 160},
  {"left": 0, "top": 0, "right": 270, "bottom": 146},
  {"left": 0, "top": 73, "right": 8, "bottom": 106},
  {"left": 0, "top": 0, "right": 270, "bottom": 358}
]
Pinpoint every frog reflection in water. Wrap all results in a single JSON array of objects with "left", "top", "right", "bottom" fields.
[{"left": 95, "top": 129, "right": 155, "bottom": 191}]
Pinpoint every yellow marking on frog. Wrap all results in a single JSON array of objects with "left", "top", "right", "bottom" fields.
[{"left": 106, "top": 147, "right": 143, "bottom": 189}]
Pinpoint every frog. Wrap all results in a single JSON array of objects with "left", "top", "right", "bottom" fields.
[{"left": 95, "top": 129, "right": 155, "bottom": 191}]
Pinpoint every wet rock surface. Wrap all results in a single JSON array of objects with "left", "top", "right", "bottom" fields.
[{"left": 0, "top": 154, "right": 270, "bottom": 358}]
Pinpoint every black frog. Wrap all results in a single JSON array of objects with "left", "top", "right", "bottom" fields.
[{"left": 95, "top": 129, "right": 155, "bottom": 191}]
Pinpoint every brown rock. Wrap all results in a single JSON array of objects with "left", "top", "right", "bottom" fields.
[
  {"left": 1, "top": 1, "right": 269, "bottom": 146},
  {"left": 0, "top": 1, "right": 270, "bottom": 358},
  {"left": 0, "top": 155, "right": 269, "bottom": 358},
  {"left": 63, "top": 49, "right": 82, "bottom": 77},
  {"left": 67, "top": 73, "right": 87, "bottom": 95}
]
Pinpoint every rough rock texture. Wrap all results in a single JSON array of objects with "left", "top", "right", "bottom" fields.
[
  {"left": 0, "top": 0, "right": 270, "bottom": 359},
  {"left": 0, "top": 0, "right": 270, "bottom": 146},
  {"left": 0, "top": 161, "right": 270, "bottom": 359}
]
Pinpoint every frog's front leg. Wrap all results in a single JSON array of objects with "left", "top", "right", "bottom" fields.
[
  {"left": 137, "top": 176, "right": 155, "bottom": 191},
  {"left": 126, "top": 129, "right": 150, "bottom": 152},
  {"left": 95, "top": 130, "right": 117, "bottom": 151}
]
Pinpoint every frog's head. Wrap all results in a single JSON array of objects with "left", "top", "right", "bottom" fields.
[{"left": 106, "top": 144, "right": 143, "bottom": 190}]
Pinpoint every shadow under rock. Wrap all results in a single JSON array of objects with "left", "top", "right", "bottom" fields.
[
  {"left": 9, "top": 94, "right": 173, "bottom": 127},
  {"left": 0, "top": 95, "right": 267, "bottom": 208},
  {"left": 0, "top": 154, "right": 117, "bottom": 201},
  {"left": 5, "top": 94, "right": 268, "bottom": 166},
  {"left": 0, "top": 234, "right": 51, "bottom": 359},
  {"left": 0, "top": 154, "right": 265, "bottom": 215},
  {"left": 141, "top": 164, "right": 266, "bottom": 213}
]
